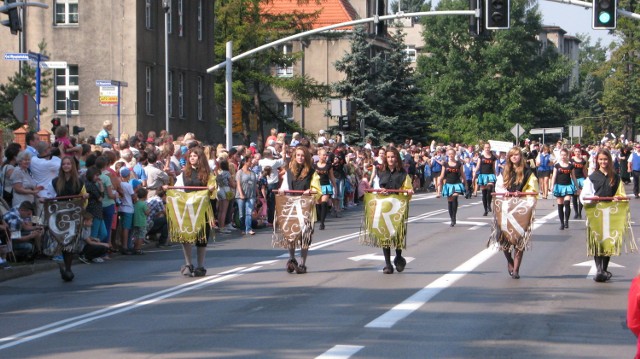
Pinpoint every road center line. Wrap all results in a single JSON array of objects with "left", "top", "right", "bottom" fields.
[
  {"left": 365, "top": 210, "right": 558, "bottom": 329},
  {"left": 316, "top": 345, "right": 364, "bottom": 359}
]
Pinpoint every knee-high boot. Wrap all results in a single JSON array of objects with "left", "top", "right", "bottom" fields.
[
  {"left": 563, "top": 200, "right": 571, "bottom": 228},
  {"left": 578, "top": 202, "right": 583, "bottom": 219},
  {"left": 572, "top": 195, "right": 579, "bottom": 219},
  {"left": 382, "top": 247, "right": 393, "bottom": 274},
  {"left": 557, "top": 203, "right": 565, "bottom": 230},
  {"left": 512, "top": 250, "right": 524, "bottom": 279},
  {"left": 452, "top": 196, "right": 458, "bottom": 225},
  {"left": 594, "top": 256, "right": 605, "bottom": 282},
  {"left": 482, "top": 189, "right": 489, "bottom": 215},
  {"left": 448, "top": 201, "right": 454, "bottom": 226},
  {"left": 602, "top": 256, "right": 612, "bottom": 280},
  {"left": 319, "top": 202, "right": 328, "bottom": 229}
]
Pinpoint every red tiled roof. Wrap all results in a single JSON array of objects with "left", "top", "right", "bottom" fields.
[{"left": 261, "top": 0, "right": 359, "bottom": 30}]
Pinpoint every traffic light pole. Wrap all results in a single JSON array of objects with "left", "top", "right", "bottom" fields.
[{"left": 544, "top": 0, "right": 640, "bottom": 21}]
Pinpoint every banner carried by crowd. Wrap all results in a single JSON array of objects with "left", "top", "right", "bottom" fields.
[
  {"left": 166, "top": 189, "right": 214, "bottom": 244},
  {"left": 272, "top": 194, "right": 316, "bottom": 249},
  {"left": 359, "top": 192, "right": 409, "bottom": 249}
]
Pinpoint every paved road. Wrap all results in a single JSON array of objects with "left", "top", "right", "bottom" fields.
[{"left": 0, "top": 190, "right": 637, "bottom": 358}]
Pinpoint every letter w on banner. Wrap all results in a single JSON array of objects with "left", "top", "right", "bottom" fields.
[
  {"left": 42, "top": 198, "right": 84, "bottom": 255},
  {"left": 585, "top": 201, "right": 636, "bottom": 256},
  {"left": 489, "top": 196, "right": 536, "bottom": 251},
  {"left": 272, "top": 194, "right": 316, "bottom": 249},
  {"left": 166, "top": 190, "right": 214, "bottom": 244},
  {"left": 359, "top": 192, "right": 409, "bottom": 249}
]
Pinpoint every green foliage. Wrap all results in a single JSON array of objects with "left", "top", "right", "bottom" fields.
[{"left": 417, "top": 0, "right": 572, "bottom": 144}]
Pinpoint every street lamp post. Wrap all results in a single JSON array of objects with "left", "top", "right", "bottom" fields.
[{"left": 162, "top": 0, "right": 170, "bottom": 135}]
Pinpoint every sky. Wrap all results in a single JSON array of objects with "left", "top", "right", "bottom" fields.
[{"left": 538, "top": 1, "right": 617, "bottom": 48}]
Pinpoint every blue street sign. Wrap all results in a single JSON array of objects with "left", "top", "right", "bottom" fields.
[
  {"left": 95, "top": 80, "right": 113, "bottom": 87},
  {"left": 4, "top": 53, "right": 29, "bottom": 61},
  {"left": 28, "top": 51, "right": 48, "bottom": 61}
]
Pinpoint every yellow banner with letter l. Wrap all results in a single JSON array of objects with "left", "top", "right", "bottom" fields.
[{"left": 585, "top": 201, "right": 636, "bottom": 256}]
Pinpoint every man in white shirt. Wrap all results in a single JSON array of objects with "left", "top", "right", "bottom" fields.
[
  {"left": 31, "top": 141, "right": 61, "bottom": 199},
  {"left": 318, "top": 129, "right": 327, "bottom": 145},
  {"left": 258, "top": 145, "right": 286, "bottom": 225}
]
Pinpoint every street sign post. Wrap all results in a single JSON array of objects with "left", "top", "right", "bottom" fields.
[
  {"left": 569, "top": 126, "right": 583, "bottom": 145},
  {"left": 510, "top": 123, "right": 524, "bottom": 144},
  {"left": 530, "top": 127, "right": 563, "bottom": 144},
  {"left": 12, "top": 92, "right": 37, "bottom": 125},
  {"left": 96, "top": 80, "right": 128, "bottom": 140}
]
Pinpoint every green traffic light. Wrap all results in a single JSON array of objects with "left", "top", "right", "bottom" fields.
[{"left": 598, "top": 11, "right": 612, "bottom": 24}]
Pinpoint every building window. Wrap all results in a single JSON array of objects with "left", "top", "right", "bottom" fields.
[
  {"left": 54, "top": 65, "right": 79, "bottom": 114},
  {"left": 197, "top": 0, "right": 203, "bottom": 41},
  {"left": 278, "top": 102, "right": 293, "bottom": 121},
  {"left": 276, "top": 44, "right": 293, "bottom": 77},
  {"left": 178, "top": 72, "right": 184, "bottom": 118},
  {"left": 178, "top": 0, "right": 184, "bottom": 37},
  {"left": 403, "top": 48, "right": 417, "bottom": 62},
  {"left": 197, "top": 76, "right": 203, "bottom": 121},
  {"left": 146, "top": 66, "right": 153, "bottom": 115},
  {"left": 145, "top": 0, "right": 152, "bottom": 29},
  {"left": 54, "top": 0, "right": 79, "bottom": 25},
  {"left": 168, "top": 71, "right": 173, "bottom": 117}
]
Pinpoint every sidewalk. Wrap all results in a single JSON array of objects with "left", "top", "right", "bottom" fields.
[{"left": 0, "top": 259, "right": 59, "bottom": 283}]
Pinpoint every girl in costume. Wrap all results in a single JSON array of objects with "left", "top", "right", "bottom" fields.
[
  {"left": 580, "top": 149, "right": 634, "bottom": 282},
  {"left": 314, "top": 148, "right": 336, "bottom": 230},
  {"left": 571, "top": 146, "right": 588, "bottom": 219},
  {"left": 535, "top": 144, "right": 553, "bottom": 199},
  {"left": 372, "top": 147, "right": 414, "bottom": 274},
  {"left": 439, "top": 148, "right": 465, "bottom": 227},
  {"left": 278, "top": 146, "right": 321, "bottom": 274},
  {"left": 493, "top": 147, "right": 539, "bottom": 279},
  {"left": 550, "top": 148, "right": 577, "bottom": 230},
  {"left": 474, "top": 143, "right": 498, "bottom": 216},
  {"left": 173, "top": 147, "right": 217, "bottom": 277}
]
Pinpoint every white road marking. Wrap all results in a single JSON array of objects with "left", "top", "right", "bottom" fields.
[
  {"left": 316, "top": 345, "right": 364, "bottom": 359},
  {"left": 0, "top": 266, "right": 264, "bottom": 351},
  {"left": 348, "top": 253, "right": 415, "bottom": 263},
  {"left": 365, "top": 210, "right": 558, "bottom": 329}
]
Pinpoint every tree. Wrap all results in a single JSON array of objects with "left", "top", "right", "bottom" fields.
[
  {"left": 333, "top": 26, "right": 397, "bottom": 144},
  {"left": 417, "top": 0, "right": 572, "bottom": 144},
  {"left": 0, "top": 40, "right": 53, "bottom": 130},
  {"left": 213, "top": 0, "right": 330, "bottom": 147}
]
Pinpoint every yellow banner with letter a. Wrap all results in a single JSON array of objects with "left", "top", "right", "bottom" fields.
[
  {"left": 359, "top": 192, "right": 409, "bottom": 249},
  {"left": 166, "top": 190, "right": 214, "bottom": 244}
]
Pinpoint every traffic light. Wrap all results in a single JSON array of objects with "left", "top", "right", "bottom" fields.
[
  {"left": 484, "top": 0, "right": 510, "bottom": 30},
  {"left": 593, "top": 0, "right": 617, "bottom": 29},
  {"left": 339, "top": 116, "right": 349, "bottom": 130},
  {"left": 72, "top": 125, "right": 85, "bottom": 135},
  {"left": 1, "top": 0, "right": 22, "bottom": 35}
]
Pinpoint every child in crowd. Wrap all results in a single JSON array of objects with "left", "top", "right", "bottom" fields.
[
  {"left": 78, "top": 212, "right": 110, "bottom": 264},
  {"left": 118, "top": 167, "right": 136, "bottom": 254},
  {"left": 131, "top": 187, "right": 149, "bottom": 255}
]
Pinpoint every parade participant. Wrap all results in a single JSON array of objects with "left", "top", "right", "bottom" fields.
[
  {"left": 550, "top": 148, "right": 577, "bottom": 230},
  {"left": 372, "top": 147, "right": 414, "bottom": 274},
  {"left": 314, "top": 148, "right": 336, "bottom": 230},
  {"left": 431, "top": 148, "right": 444, "bottom": 197},
  {"left": 628, "top": 143, "right": 640, "bottom": 198},
  {"left": 277, "top": 146, "right": 321, "bottom": 274},
  {"left": 571, "top": 146, "right": 588, "bottom": 219},
  {"left": 439, "top": 149, "right": 465, "bottom": 227},
  {"left": 45, "top": 156, "right": 87, "bottom": 280},
  {"left": 627, "top": 272, "right": 640, "bottom": 357},
  {"left": 493, "top": 147, "right": 539, "bottom": 279},
  {"left": 475, "top": 143, "right": 498, "bottom": 216},
  {"left": 580, "top": 149, "right": 634, "bottom": 282},
  {"left": 173, "top": 147, "right": 217, "bottom": 277},
  {"left": 463, "top": 157, "right": 474, "bottom": 199},
  {"left": 535, "top": 144, "right": 553, "bottom": 199}
]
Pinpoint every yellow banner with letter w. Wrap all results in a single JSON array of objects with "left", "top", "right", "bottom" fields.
[
  {"left": 585, "top": 201, "right": 636, "bottom": 256},
  {"left": 359, "top": 192, "right": 409, "bottom": 249},
  {"left": 166, "top": 190, "right": 214, "bottom": 244}
]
